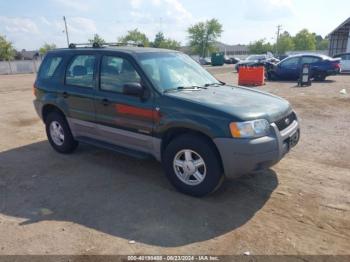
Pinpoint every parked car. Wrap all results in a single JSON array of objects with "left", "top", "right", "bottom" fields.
[
  {"left": 224, "top": 56, "right": 240, "bottom": 64},
  {"left": 333, "top": 53, "right": 350, "bottom": 72},
  {"left": 266, "top": 54, "right": 341, "bottom": 81},
  {"left": 199, "top": 57, "right": 211, "bottom": 65},
  {"left": 235, "top": 54, "right": 279, "bottom": 71},
  {"left": 277, "top": 55, "right": 289, "bottom": 61},
  {"left": 33, "top": 44, "right": 300, "bottom": 197}
]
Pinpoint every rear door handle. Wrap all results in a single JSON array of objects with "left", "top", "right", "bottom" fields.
[
  {"left": 62, "top": 92, "right": 69, "bottom": 98},
  {"left": 101, "top": 98, "right": 110, "bottom": 106}
]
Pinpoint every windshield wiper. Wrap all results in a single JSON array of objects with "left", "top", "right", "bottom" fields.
[
  {"left": 204, "top": 81, "right": 225, "bottom": 87},
  {"left": 164, "top": 85, "right": 207, "bottom": 93}
]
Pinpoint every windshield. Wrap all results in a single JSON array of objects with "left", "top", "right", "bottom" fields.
[
  {"left": 246, "top": 55, "right": 265, "bottom": 61},
  {"left": 137, "top": 52, "right": 219, "bottom": 92}
]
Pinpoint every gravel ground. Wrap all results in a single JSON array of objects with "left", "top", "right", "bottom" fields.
[{"left": 0, "top": 70, "right": 349, "bottom": 255}]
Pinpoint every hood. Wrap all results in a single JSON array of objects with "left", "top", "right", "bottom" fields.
[{"left": 164, "top": 85, "right": 291, "bottom": 122}]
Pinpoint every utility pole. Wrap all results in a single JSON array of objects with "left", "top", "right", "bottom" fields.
[
  {"left": 275, "top": 24, "right": 282, "bottom": 55},
  {"left": 63, "top": 16, "right": 70, "bottom": 47}
]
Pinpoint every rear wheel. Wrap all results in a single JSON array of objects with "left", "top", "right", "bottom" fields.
[
  {"left": 314, "top": 73, "right": 326, "bottom": 81},
  {"left": 45, "top": 112, "right": 78, "bottom": 154},
  {"left": 162, "top": 134, "right": 224, "bottom": 197}
]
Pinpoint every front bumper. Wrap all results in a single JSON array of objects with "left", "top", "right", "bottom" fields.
[
  {"left": 33, "top": 100, "right": 43, "bottom": 120},
  {"left": 214, "top": 120, "right": 300, "bottom": 179}
]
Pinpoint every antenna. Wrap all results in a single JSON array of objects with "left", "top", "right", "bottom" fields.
[{"left": 63, "top": 16, "right": 70, "bottom": 47}]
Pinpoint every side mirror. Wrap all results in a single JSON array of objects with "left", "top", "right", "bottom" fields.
[{"left": 123, "top": 82, "right": 144, "bottom": 97}]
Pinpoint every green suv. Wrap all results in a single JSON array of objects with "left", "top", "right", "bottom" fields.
[{"left": 33, "top": 44, "right": 300, "bottom": 197}]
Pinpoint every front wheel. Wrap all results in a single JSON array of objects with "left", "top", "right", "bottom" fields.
[{"left": 162, "top": 134, "right": 224, "bottom": 197}]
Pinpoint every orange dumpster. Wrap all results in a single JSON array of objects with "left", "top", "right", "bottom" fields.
[{"left": 238, "top": 66, "right": 265, "bottom": 86}]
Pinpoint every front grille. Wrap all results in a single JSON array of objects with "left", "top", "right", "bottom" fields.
[{"left": 275, "top": 112, "right": 297, "bottom": 131}]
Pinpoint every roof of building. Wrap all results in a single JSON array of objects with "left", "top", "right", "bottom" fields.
[
  {"left": 21, "top": 50, "right": 39, "bottom": 59},
  {"left": 328, "top": 17, "right": 350, "bottom": 35},
  {"left": 215, "top": 42, "right": 248, "bottom": 52}
]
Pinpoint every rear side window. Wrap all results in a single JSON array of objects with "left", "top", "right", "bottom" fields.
[
  {"left": 301, "top": 56, "right": 321, "bottom": 64},
  {"left": 281, "top": 57, "right": 299, "bottom": 68},
  {"left": 66, "top": 55, "right": 96, "bottom": 88},
  {"left": 38, "top": 56, "right": 62, "bottom": 79}
]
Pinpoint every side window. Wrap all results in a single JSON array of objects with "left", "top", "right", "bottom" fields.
[
  {"left": 301, "top": 56, "right": 321, "bottom": 64},
  {"left": 100, "top": 56, "right": 141, "bottom": 93},
  {"left": 38, "top": 56, "right": 62, "bottom": 79},
  {"left": 66, "top": 55, "right": 96, "bottom": 88},
  {"left": 281, "top": 57, "right": 299, "bottom": 69},
  {"left": 140, "top": 58, "right": 161, "bottom": 83}
]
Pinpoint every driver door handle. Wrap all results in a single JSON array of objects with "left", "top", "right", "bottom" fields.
[
  {"left": 101, "top": 98, "right": 110, "bottom": 106},
  {"left": 62, "top": 91, "right": 69, "bottom": 98}
]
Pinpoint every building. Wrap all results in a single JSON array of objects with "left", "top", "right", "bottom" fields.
[
  {"left": 20, "top": 50, "right": 40, "bottom": 60},
  {"left": 180, "top": 42, "right": 249, "bottom": 57},
  {"left": 215, "top": 42, "right": 249, "bottom": 56},
  {"left": 328, "top": 17, "right": 350, "bottom": 56}
]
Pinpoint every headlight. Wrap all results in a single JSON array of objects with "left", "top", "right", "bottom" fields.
[{"left": 230, "top": 119, "right": 270, "bottom": 138}]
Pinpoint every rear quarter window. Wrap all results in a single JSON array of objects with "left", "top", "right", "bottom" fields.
[{"left": 38, "top": 56, "right": 63, "bottom": 80}]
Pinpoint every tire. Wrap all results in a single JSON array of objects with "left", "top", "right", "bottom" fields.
[
  {"left": 315, "top": 73, "right": 326, "bottom": 81},
  {"left": 267, "top": 72, "right": 272, "bottom": 81},
  {"left": 45, "top": 111, "right": 78, "bottom": 154},
  {"left": 162, "top": 134, "right": 224, "bottom": 197}
]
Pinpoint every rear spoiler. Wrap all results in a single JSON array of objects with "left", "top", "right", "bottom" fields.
[{"left": 328, "top": 57, "right": 341, "bottom": 62}]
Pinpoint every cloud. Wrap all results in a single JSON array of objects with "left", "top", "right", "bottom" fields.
[
  {"left": 0, "top": 16, "right": 40, "bottom": 34},
  {"left": 39, "top": 16, "right": 52, "bottom": 26},
  {"left": 130, "top": 0, "right": 143, "bottom": 9},
  {"left": 68, "top": 17, "right": 97, "bottom": 33},
  {"left": 129, "top": 0, "right": 192, "bottom": 20},
  {"left": 244, "top": 0, "right": 294, "bottom": 20},
  {"left": 164, "top": 0, "right": 192, "bottom": 21},
  {"left": 53, "top": 0, "right": 91, "bottom": 12}
]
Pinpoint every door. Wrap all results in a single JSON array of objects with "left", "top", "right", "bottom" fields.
[
  {"left": 94, "top": 55, "right": 156, "bottom": 153},
  {"left": 300, "top": 56, "right": 322, "bottom": 77},
  {"left": 63, "top": 54, "right": 97, "bottom": 137},
  {"left": 341, "top": 54, "right": 350, "bottom": 71},
  {"left": 277, "top": 57, "right": 300, "bottom": 80}
]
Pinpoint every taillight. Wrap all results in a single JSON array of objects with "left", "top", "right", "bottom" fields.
[{"left": 331, "top": 62, "right": 340, "bottom": 69}]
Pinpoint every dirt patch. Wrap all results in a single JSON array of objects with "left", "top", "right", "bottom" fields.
[{"left": 9, "top": 117, "right": 40, "bottom": 127}]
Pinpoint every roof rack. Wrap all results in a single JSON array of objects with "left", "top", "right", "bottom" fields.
[{"left": 68, "top": 42, "right": 144, "bottom": 49}]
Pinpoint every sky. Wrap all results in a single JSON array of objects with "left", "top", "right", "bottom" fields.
[{"left": 0, "top": 0, "right": 349, "bottom": 50}]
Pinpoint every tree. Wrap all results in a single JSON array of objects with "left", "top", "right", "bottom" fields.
[
  {"left": 153, "top": 32, "right": 165, "bottom": 48},
  {"left": 275, "top": 31, "right": 295, "bottom": 55},
  {"left": 119, "top": 29, "right": 150, "bottom": 47},
  {"left": 39, "top": 43, "right": 57, "bottom": 56},
  {"left": 88, "top": 34, "right": 106, "bottom": 46},
  {"left": 248, "top": 39, "right": 273, "bottom": 54},
  {"left": 152, "top": 32, "right": 181, "bottom": 50},
  {"left": 159, "top": 39, "right": 181, "bottom": 50},
  {"left": 293, "top": 29, "right": 316, "bottom": 51},
  {"left": 0, "top": 35, "right": 15, "bottom": 61},
  {"left": 314, "top": 34, "right": 329, "bottom": 50},
  {"left": 188, "top": 19, "right": 223, "bottom": 57},
  {"left": 0, "top": 35, "right": 16, "bottom": 73}
]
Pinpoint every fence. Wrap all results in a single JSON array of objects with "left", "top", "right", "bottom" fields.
[{"left": 0, "top": 60, "right": 41, "bottom": 75}]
